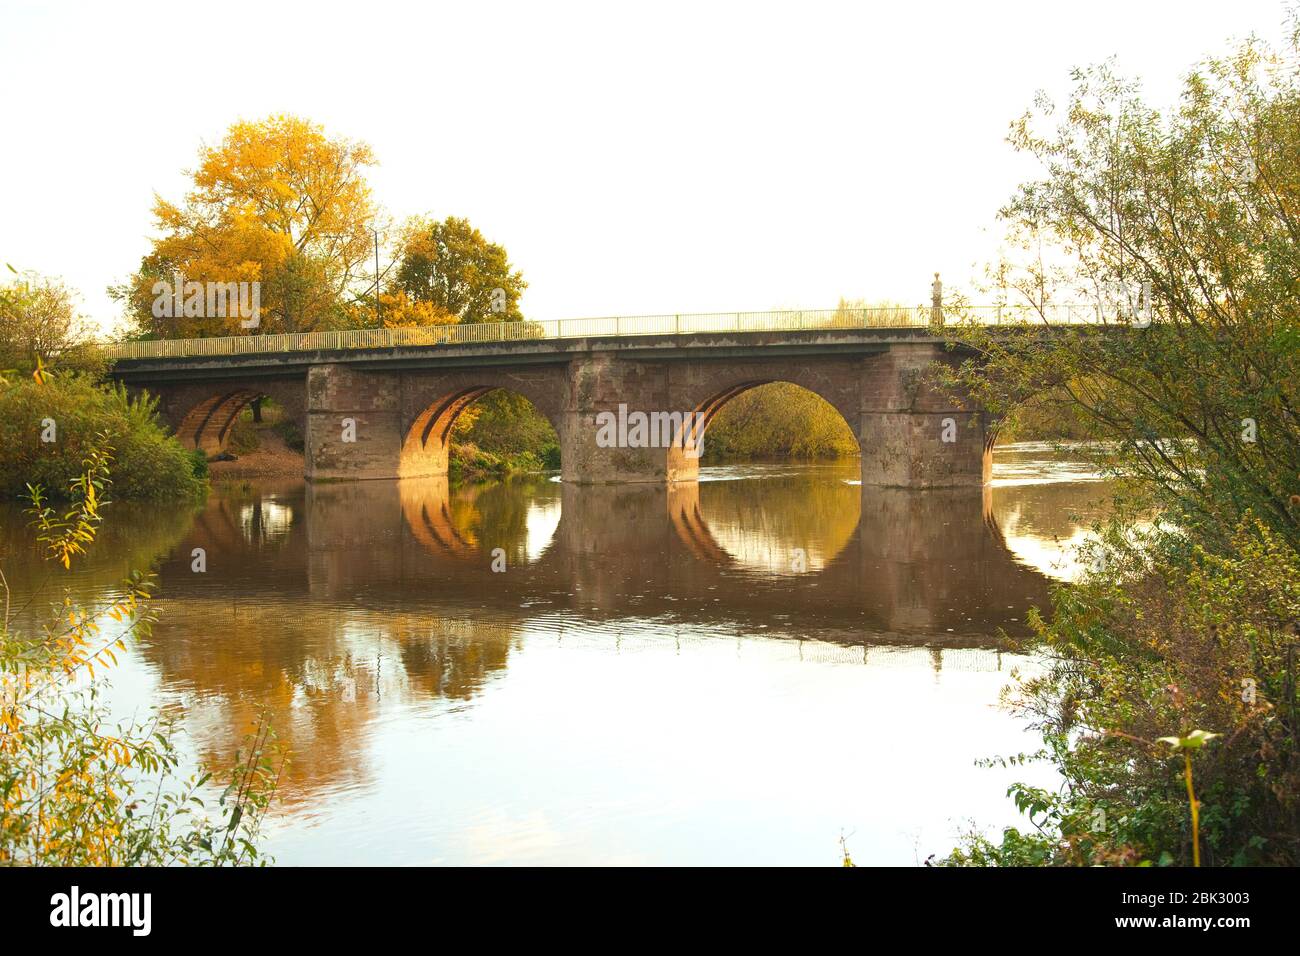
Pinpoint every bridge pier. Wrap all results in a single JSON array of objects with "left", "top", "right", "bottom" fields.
[
  {"left": 858, "top": 411, "right": 990, "bottom": 486},
  {"left": 560, "top": 353, "right": 689, "bottom": 483},
  {"left": 856, "top": 345, "right": 992, "bottom": 487},
  {"left": 306, "top": 364, "right": 408, "bottom": 481}
]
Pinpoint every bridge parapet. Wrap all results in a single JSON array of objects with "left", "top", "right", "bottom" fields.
[{"left": 104, "top": 303, "right": 1112, "bottom": 362}]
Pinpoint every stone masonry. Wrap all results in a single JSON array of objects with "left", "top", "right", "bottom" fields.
[{"left": 116, "top": 330, "right": 993, "bottom": 487}]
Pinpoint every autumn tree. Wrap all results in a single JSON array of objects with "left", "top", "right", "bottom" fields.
[
  {"left": 114, "top": 114, "right": 379, "bottom": 337},
  {"left": 383, "top": 216, "right": 526, "bottom": 327},
  {"left": 0, "top": 270, "right": 96, "bottom": 372}
]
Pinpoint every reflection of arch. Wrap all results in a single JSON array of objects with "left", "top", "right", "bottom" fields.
[
  {"left": 667, "top": 378, "right": 863, "bottom": 482},
  {"left": 396, "top": 477, "right": 563, "bottom": 563},
  {"left": 400, "top": 382, "right": 561, "bottom": 480},
  {"left": 188, "top": 495, "right": 257, "bottom": 551},
  {"left": 399, "top": 478, "right": 478, "bottom": 556},
  {"left": 666, "top": 482, "right": 731, "bottom": 563},
  {"left": 694, "top": 469, "right": 861, "bottom": 573}
]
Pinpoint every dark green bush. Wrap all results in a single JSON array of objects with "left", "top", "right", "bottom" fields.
[
  {"left": 0, "top": 372, "right": 205, "bottom": 500},
  {"left": 225, "top": 414, "right": 260, "bottom": 455},
  {"left": 272, "top": 417, "right": 305, "bottom": 453}
]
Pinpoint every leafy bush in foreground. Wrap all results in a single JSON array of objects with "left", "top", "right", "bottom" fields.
[
  {"left": 939, "top": 23, "right": 1300, "bottom": 867},
  {"left": 0, "top": 371, "right": 204, "bottom": 500},
  {"left": 1, "top": 450, "right": 282, "bottom": 865},
  {"left": 942, "top": 517, "right": 1299, "bottom": 866}
]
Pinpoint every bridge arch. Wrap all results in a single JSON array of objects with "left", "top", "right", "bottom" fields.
[
  {"left": 399, "top": 372, "right": 563, "bottom": 480},
  {"left": 175, "top": 389, "right": 260, "bottom": 454},
  {"left": 666, "top": 375, "right": 862, "bottom": 482},
  {"left": 167, "top": 380, "right": 306, "bottom": 456}
]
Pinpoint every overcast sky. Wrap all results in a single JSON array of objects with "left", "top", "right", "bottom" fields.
[{"left": 1, "top": 0, "right": 1292, "bottom": 334}]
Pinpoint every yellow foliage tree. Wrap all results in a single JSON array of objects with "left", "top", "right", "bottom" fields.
[
  {"left": 113, "top": 114, "right": 379, "bottom": 337},
  {"left": 376, "top": 290, "right": 458, "bottom": 329}
]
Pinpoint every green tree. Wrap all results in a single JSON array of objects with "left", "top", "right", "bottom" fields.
[
  {"left": 385, "top": 216, "right": 527, "bottom": 326},
  {"left": 945, "top": 31, "right": 1299, "bottom": 550},
  {"left": 941, "top": 21, "right": 1300, "bottom": 867}
]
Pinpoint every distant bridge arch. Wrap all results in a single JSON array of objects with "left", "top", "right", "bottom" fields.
[
  {"left": 664, "top": 359, "right": 867, "bottom": 481},
  {"left": 146, "top": 378, "right": 307, "bottom": 456}
]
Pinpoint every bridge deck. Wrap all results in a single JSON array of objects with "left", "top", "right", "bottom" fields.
[{"left": 105, "top": 304, "right": 1112, "bottom": 363}]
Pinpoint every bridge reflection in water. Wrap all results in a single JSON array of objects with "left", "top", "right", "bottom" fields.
[
  {"left": 161, "top": 471, "right": 1051, "bottom": 645},
  {"left": 91, "top": 476, "right": 1014, "bottom": 802},
  {"left": 124, "top": 472, "right": 1058, "bottom": 790}
]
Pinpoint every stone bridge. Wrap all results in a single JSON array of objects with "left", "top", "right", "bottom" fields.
[{"left": 110, "top": 326, "right": 994, "bottom": 487}]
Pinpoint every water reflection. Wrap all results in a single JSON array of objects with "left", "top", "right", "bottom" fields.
[
  {"left": 0, "top": 447, "right": 1107, "bottom": 863},
  {"left": 990, "top": 442, "right": 1111, "bottom": 581},
  {"left": 271, "top": 471, "right": 1046, "bottom": 639}
]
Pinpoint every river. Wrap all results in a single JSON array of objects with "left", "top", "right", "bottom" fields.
[{"left": 0, "top": 443, "right": 1109, "bottom": 865}]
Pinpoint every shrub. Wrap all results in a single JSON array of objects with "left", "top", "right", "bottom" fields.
[
  {"left": 1, "top": 453, "right": 281, "bottom": 865},
  {"left": 0, "top": 371, "right": 205, "bottom": 500},
  {"left": 225, "top": 414, "right": 260, "bottom": 455},
  {"left": 938, "top": 23, "right": 1300, "bottom": 867},
  {"left": 272, "top": 417, "right": 305, "bottom": 453},
  {"left": 449, "top": 442, "right": 546, "bottom": 482},
  {"left": 452, "top": 390, "right": 557, "bottom": 458},
  {"left": 943, "top": 516, "right": 1300, "bottom": 866}
]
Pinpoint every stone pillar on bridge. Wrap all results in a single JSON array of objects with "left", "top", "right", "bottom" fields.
[
  {"left": 930, "top": 272, "right": 944, "bottom": 329},
  {"left": 559, "top": 353, "right": 683, "bottom": 484},
  {"left": 856, "top": 343, "right": 991, "bottom": 488},
  {"left": 305, "top": 364, "right": 406, "bottom": 481}
]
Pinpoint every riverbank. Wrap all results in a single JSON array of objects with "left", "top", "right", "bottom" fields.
[
  {"left": 209, "top": 423, "right": 305, "bottom": 479},
  {"left": 0, "top": 371, "right": 205, "bottom": 500}
]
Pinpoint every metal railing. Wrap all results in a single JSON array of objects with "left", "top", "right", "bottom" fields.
[{"left": 102, "top": 304, "right": 1115, "bottom": 361}]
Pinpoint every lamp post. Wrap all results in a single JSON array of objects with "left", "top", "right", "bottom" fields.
[{"left": 374, "top": 225, "right": 382, "bottom": 326}]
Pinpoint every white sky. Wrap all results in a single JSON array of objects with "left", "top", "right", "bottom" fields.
[{"left": 1, "top": 0, "right": 1292, "bottom": 335}]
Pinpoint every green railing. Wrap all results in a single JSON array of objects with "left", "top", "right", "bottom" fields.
[{"left": 103, "top": 304, "right": 1111, "bottom": 361}]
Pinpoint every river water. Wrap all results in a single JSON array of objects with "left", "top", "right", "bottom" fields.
[{"left": 0, "top": 443, "right": 1109, "bottom": 865}]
